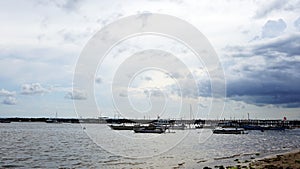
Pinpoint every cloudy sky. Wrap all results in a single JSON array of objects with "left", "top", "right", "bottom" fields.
[{"left": 0, "top": 0, "right": 299, "bottom": 119}]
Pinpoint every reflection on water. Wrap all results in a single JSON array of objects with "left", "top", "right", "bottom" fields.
[{"left": 1, "top": 123, "right": 299, "bottom": 168}]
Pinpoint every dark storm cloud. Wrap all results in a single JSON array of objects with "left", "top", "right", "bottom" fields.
[
  {"left": 225, "top": 34, "right": 300, "bottom": 107},
  {"left": 254, "top": 34, "right": 300, "bottom": 57},
  {"left": 227, "top": 76, "right": 300, "bottom": 108},
  {"left": 227, "top": 34, "right": 300, "bottom": 58}
]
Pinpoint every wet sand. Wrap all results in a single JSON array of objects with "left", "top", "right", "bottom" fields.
[{"left": 249, "top": 150, "right": 300, "bottom": 169}]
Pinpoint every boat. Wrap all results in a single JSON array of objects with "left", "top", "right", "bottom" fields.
[
  {"left": 45, "top": 111, "right": 60, "bottom": 123},
  {"left": 242, "top": 125, "right": 285, "bottom": 131},
  {"left": 134, "top": 127, "right": 165, "bottom": 134},
  {"left": 195, "top": 124, "right": 204, "bottom": 129},
  {"left": 133, "top": 124, "right": 166, "bottom": 134},
  {"left": 213, "top": 127, "right": 247, "bottom": 134},
  {"left": 108, "top": 124, "right": 142, "bottom": 130},
  {"left": 262, "top": 125, "right": 285, "bottom": 131},
  {"left": 45, "top": 119, "right": 59, "bottom": 123},
  {"left": 170, "top": 123, "right": 186, "bottom": 130},
  {"left": 0, "top": 119, "right": 11, "bottom": 123}
]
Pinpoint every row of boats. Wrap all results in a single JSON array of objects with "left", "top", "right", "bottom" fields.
[
  {"left": 109, "top": 122, "right": 191, "bottom": 134},
  {"left": 212, "top": 121, "right": 287, "bottom": 134},
  {"left": 109, "top": 123, "right": 166, "bottom": 133},
  {"left": 108, "top": 120, "right": 289, "bottom": 134}
]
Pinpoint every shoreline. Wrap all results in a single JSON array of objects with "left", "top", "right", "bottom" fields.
[
  {"left": 249, "top": 149, "right": 300, "bottom": 169},
  {"left": 217, "top": 149, "right": 300, "bottom": 169}
]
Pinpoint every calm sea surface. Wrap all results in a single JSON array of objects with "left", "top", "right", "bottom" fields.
[{"left": 1, "top": 123, "right": 300, "bottom": 168}]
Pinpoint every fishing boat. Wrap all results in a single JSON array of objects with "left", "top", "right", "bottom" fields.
[{"left": 213, "top": 127, "right": 247, "bottom": 134}]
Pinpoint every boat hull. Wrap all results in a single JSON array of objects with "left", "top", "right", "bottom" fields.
[
  {"left": 108, "top": 125, "right": 140, "bottom": 130},
  {"left": 134, "top": 128, "right": 165, "bottom": 134},
  {"left": 213, "top": 128, "right": 246, "bottom": 134},
  {"left": 242, "top": 125, "right": 285, "bottom": 131}
]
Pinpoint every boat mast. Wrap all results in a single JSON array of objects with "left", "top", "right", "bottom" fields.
[{"left": 189, "top": 104, "right": 192, "bottom": 128}]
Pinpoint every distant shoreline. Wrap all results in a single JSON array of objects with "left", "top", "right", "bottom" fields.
[{"left": 1, "top": 117, "right": 300, "bottom": 128}]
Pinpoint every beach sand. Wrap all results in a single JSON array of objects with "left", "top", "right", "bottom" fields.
[{"left": 249, "top": 150, "right": 300, "bottom": 169}]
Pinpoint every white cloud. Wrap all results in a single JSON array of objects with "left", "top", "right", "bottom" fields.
[
  {"left": 65, "top": 89, "right": 87, "bottom": 100},
  {"left": 2, "top": 96, "right": 17, "bottom": 105},
  {"left": 0, "top": 88, "right": 17, "bottom": 105},
  {"left": 0, "top": 88, "right": 16, "bottom": 97},
  {"left": 21, "top": 83, "right": 48, "bottom": 95},
  {"left": 254, "top": 0, "right": 288, "bottom": 18},
  {"left": 262, "top": 19, "right": 287, "bottom": 38},
  {"left": 294, "top": 17, "right": 300, "bottom": 31}
]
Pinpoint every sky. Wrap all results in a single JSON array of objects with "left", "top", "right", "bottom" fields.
[{"left": 0, "top": 0, "right": 299, "bottom": 120}]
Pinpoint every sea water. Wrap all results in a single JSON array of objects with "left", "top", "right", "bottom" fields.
[{"left": 1, "top": 123, "right": 299, "bottom": 168}]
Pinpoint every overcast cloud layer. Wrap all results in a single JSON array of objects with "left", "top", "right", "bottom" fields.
[{"left": 0, "top": 0, "right": 299, "bottom": 119}]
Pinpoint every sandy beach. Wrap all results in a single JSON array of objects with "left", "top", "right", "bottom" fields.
[
  {"left": 249, "top": 150, "right": 300, "bottom": 169},
  {"left": 212, "top": 150, "right": 300, "bottom": 169}
]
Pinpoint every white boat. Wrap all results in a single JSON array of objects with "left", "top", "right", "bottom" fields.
[
  {"left": 213, "top": 127, "right": 247, "bottom": 134},
  {"left": 170, "top": 123, "right": 186, "bottom": 130}
]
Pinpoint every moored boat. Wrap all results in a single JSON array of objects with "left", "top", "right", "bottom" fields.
[
  {"left": 213, "top": 127, "right": 247, "bottom": 134},
  {"left": 134, "top": 127, "right": 165, "bottom": 134},
  {"left": 133, "top": 124, "right": 166, "bottom": 134},
  {"left": 45, "top": 119, "right": 59, "bottom": 123},
  {"left": 242, "top": 125, "right": 285, "bottom": 131},
  {"left": 170, "top": 123, "right": 186, "bottom": 130},
  {"left": 108, "top": 124, "right": 142, "bottom": 130},
  {"left": 195, "top": 124, "right": 204, "bottom": 129},
  {"left": 0, "top": 119, "right": 11, "bottom": 123}
]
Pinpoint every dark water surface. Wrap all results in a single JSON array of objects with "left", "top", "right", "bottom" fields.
[{"left": 1, "top": 123, "right": 299, "bottom": 168}]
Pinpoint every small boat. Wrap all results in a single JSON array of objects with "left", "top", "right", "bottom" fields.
[
  {"left": 46, "top": 111, "right": 60, "bottom": 123},
  {"left": 134, "top": 127, "right": 165, "bottom": 134},
  {"left": 170, "top": 123, "right": 186, "bottom": 130},
  {"left": 108, "top": 124, "right": 141, "bottom": 130},
  {"left": 213, "top": 127, "right": 247, "bottom": 134},
  {"left": 0, "top": 119, "right": 11, "bottom": 123},
  {"left": 195, "top": 124, "right": 204, "bottom": 129},
  {"left": 134, "top": 124, "right": 166, "bottom": 134},
  {"left": 45, "top": 119, "right": 59, "bottom": 123},
  {"left": 242, "top": 125, "right": 285, "bottom": 131},
  {"left": 242, "top": 125, "right": 264, "bottom": 130},
  {"left": 262, "top": 125, "right": 285, "bottom": 131}
]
